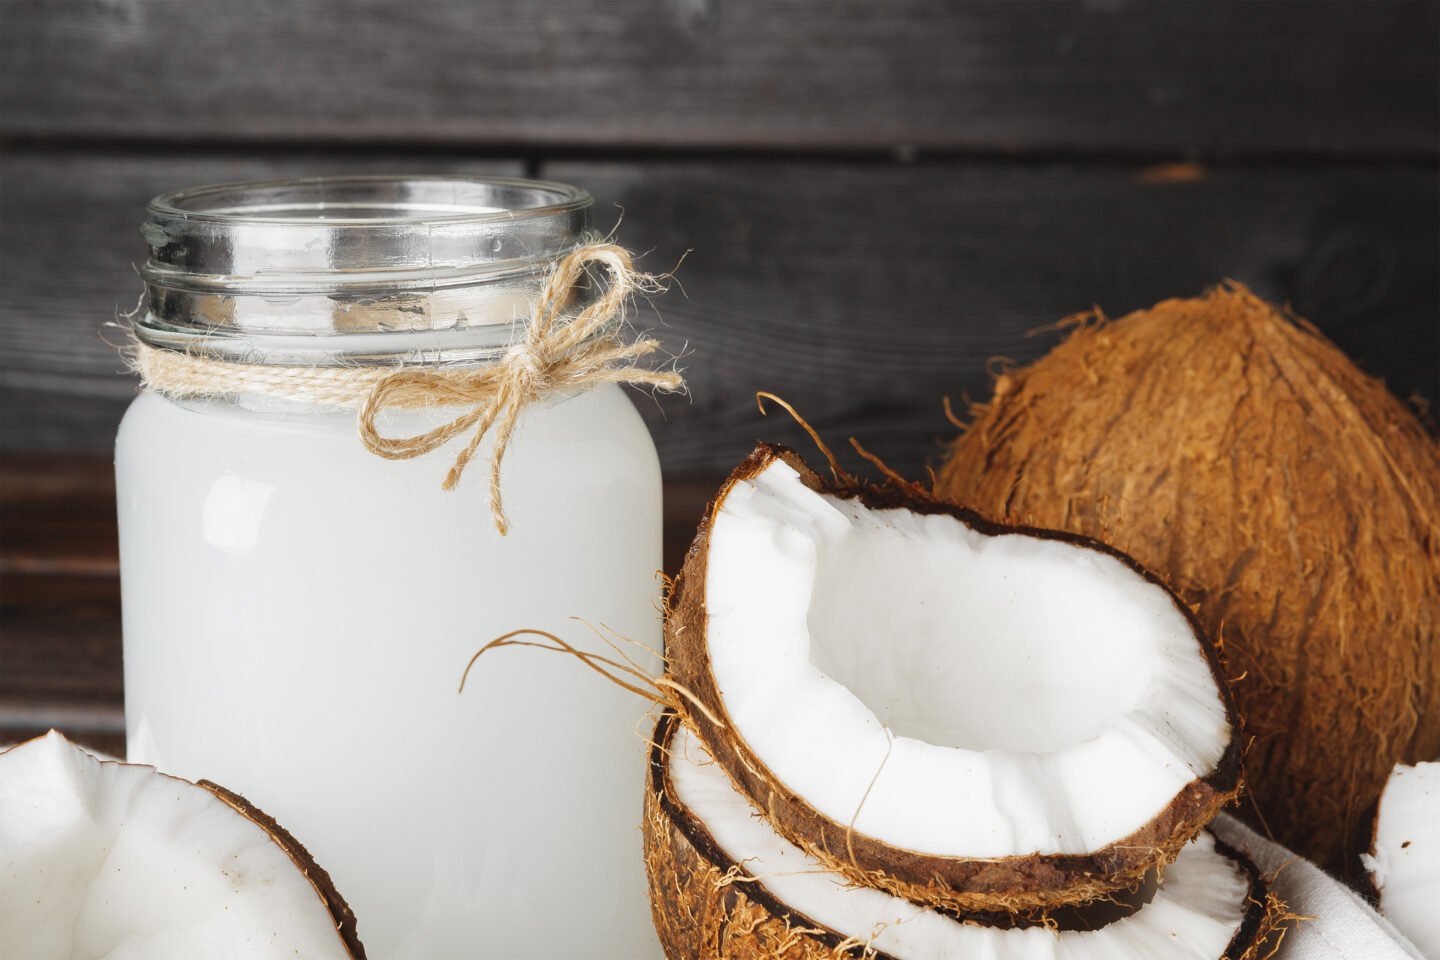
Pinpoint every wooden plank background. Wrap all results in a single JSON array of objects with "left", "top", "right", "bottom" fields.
[
  {"left": 1, "top": 1, "right": 1437, "bottom": 750},
  {"left": 4, "top": 1, "right": 1436, "bottom": 154},
  {"left": 3, "top": 153, "right": 1436, "bottom": 477},
  {"left": 3, "top": 2, "right": 1437, "bottom": 478}
]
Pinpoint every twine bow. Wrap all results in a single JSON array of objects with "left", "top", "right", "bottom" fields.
[{"left": 356, "top": 242, "right": 684, "bottom": 534}]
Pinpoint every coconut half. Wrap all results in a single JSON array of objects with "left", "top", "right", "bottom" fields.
[
  {"left": 666, "top": 444, "right": 1241, "bottom": 913},
  {"left": 0, "top": 731, "right": 365, "bottom": 960},
  {"left": 1362, "top": 762, "right": 1439, "bottom": 958},
  {"left": 646, "top": 712, "right": 1280, "bottom": 959}
]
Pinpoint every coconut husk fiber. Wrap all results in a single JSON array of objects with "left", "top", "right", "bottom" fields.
[
  {"left": 644, "top": 713, "right": 873, "bottom": 960},
  {"left": 934, "top": 282, "right": 1440, "bottom": 876}
]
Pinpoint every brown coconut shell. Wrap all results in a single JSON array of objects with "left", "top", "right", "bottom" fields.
[
  {"left": 645, "top": 712, "right": 1284, "bottom": 960},
  {"left": 934, "top": 281, "right": 1440, "bottom": 876},
  {"left": 665, "top": 443, "right": 1242, "bottom": 917}
]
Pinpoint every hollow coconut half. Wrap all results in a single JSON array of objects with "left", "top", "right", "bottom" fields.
[
  {"left": 646, "top": 712, "right": 1281, "bottom": 959},
  {"left": 1361, "top": 761, "right": 1439, "bottom": 958},
  {"left": 666, "top": 444, "right": 1242, "bottom": 914},
  {"left": 0, "top": 731, "right": 365, "bottom": 960}
]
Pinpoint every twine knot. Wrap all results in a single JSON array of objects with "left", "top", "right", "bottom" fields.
[
  {"left": 355, "top": 242, "right": 684, "bottom": 534},
  {"left": 503, "top": 343, "right": 546, "bottom": 387}
]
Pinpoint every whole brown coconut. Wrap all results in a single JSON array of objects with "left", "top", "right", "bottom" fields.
[{"left": 934, "top": 282, "right": 1440, "bottom": 875}]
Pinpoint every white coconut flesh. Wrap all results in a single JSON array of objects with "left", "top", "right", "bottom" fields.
[
  {"left": 1362, "top": 761, "right": 1439, "bottom": 958},
  {"left": 0, "top": 731, "right": 359, "bottom": 960},
  {"left": 668, "top": 722, "right": 1255, "bottom": 959},
  {"left": 704, "top": 457, "right": 1232, "bottom": 857}
]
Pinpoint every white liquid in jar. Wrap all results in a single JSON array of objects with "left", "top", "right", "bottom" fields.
[{"left": 116, "top": 384, "right": 664, "bottom": 959}]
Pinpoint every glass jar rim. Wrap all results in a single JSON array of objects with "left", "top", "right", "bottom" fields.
[{"left": 146, "top": 174, "right": 592, "bottom": 227}]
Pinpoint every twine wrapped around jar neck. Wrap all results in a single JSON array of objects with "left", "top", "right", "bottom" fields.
[{"left": 129, "top": 242, "right": 685, "bottom": 535}]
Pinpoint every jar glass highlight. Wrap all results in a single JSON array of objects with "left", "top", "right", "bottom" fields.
[{"left": 115, "top": 177, "right": 664, "bottom": 959}]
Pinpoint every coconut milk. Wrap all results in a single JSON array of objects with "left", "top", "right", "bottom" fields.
[{"left": 117, "top": 384, "right": 665, "bottom": 959}]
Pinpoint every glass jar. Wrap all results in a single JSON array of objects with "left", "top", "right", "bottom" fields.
[{"left": 115, "top": 177, "right": 665, "bottom": 959}]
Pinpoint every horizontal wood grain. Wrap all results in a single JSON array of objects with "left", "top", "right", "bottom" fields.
[
  {"left": 2, "top": 0, "right": 1435, "bottom": 156},
  {"left": 1, "top": 455, "right": 125, "bottom": 750},
  {"left": 0, "top": 571, "right": 126, "bottom": 755},
  {"left": 1, "top": 454, "right": 118, "bottom": 576},
  {"left": 1, "top": 574, "right": 122, "bottom": 704},
  {"left": 4, "top": 153, "right": 1436, "bottom": 477},
  {"left": 563, "top": 160, "right": 1439, "bottom": 478}
]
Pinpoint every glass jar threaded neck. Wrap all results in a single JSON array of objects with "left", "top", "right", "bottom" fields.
[{"left": 136, "top": 176, "right": 595, "bottom": 366}]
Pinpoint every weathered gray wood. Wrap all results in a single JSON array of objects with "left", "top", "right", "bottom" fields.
[
  {"left": 4, "top": 152, "right": 1435, "bottom": 479},
  {"left": 2, "top": 1, "right": 1435, "bottom": 156},
  {"left": 551, "top": 160, "right": 1439, "bottom": 478}
]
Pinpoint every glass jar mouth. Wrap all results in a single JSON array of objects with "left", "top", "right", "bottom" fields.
[
  {"left": 147, "top": 175, "right": 592, "bottom": 227},
  {"left": 136, "top": 176, "right": 597, "bottom": 365}
]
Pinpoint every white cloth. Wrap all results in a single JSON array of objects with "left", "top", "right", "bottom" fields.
[{"left": 1211, "top": 815, "right": 1425, "bottom": 959}]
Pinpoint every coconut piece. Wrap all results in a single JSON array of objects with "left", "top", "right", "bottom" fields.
[
  {"left": 935, "top": 282, "right": 1440, "bottom": 874},
  {"left": 646, "top": 712, "right": 1282, "bottom": 959},
  {"left": 1362, "top": 762, "right": 1439, "bottom": 958},
  {"left": 0, "top": 731, "right": 365, "bottom": 959},
  {"left": 665, "top": 444, "right": 1241, "bottom": 915}
]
